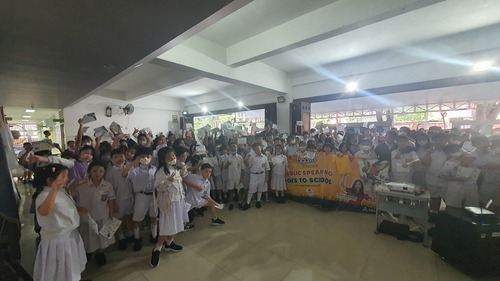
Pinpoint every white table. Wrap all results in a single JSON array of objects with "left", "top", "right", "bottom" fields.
[{"left": 374, "top": 189, "right": 431, "bottom": 247}]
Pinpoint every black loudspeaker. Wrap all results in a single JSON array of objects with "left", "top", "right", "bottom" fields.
[{"left": 431, "top": 209, "right": 500, "bottom": 276}]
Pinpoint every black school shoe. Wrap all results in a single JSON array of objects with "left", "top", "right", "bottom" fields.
[
  {"left": 95, "top": 252, "right": 107, "bottom": 267},
  {"left": 242, "top": 203, "right": 251, "bottom": 210},
  {"left": 256, "top": 201, "right": 261, "bottom": 209},
  {"left": 238, "top": 203, "right": 243, "bottom": 209},
  {"left": 164, "top": 241, "right": 183, "bottom": 252},
  {"left": 211, "top": 218, "right": 226, "bottom": 226},
  {"left": 150, "top": 248, "right": 160, "bottom": 268},
  {"left": 118, "top": 238, "right": 128, "bottom": 250},
  {"left": 149, "top": 235, "right": 158, "bottom": 244},
  {"left": 183, "top": 223, "right": 195, "bottom": 232},
  {"left": 133, "top": 238, "right": 142, "bottom": 252}
]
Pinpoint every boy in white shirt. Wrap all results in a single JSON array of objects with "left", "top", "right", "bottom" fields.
[
  {"left": 121, "top": 147, "right": 157, "bottom": 251},
  {"left": 243, "top": 143, "right": 271, "bottom": 210},
  {"left": 224, "top": 144, "right": 244, "bottom": 210},
  {"left": 354, "top": 138, "right": 377, "bottom": 160},
  {"left": 390, "top": 135, "right": 419, "bottom": 183},
  {"left": 184, "top": 164, "right": 225, "bottom": 226}
]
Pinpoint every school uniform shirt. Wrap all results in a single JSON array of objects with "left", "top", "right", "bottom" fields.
[
  {"left": 473, "top": 150, "right": 498, "bottom": 184},
  {"left": 185, "top": 173, "right": 211, "bottom": 206},
  {"left": 36, "top": 187, "right": 80, "bottom": 242},
  {"left": 441, "top": 158, "right": 479, "bottom": 208},
  {"left": 226, "top": 153, "right": 244, "bottom": 180},
  {"left": 75, "top": 180, "right": 116, "bottom": 222},
  {"left": 285, "top": 145, "right": 299, "bottom": 157},
  {"left": 155, "top": 165, "right": 187, "bottom": 202},
  {"left": 247, "top": 153, "right": 271, "bottom": 174},
  {"left": 211, "top": 156, "right": 222, "bottom": 177},
  {"left": 390, "top": 149, "right": 419, "bottom": 183},
  {"left": 425, "top": 149, "right": 447, "bottom": 186},
  {"left": 105, "top": 165, "right": 133, "bottom": 201},
  {"left": 127, "top": 165, "right": 157, "bottom": 193},
  {"left": 219, "top": 154, "right": 229, "bottom": 180},
  {"left": 271, "top": 155, "right": 288, "bottom": 175}
]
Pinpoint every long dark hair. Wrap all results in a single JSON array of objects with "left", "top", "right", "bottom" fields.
[
  {"left": 33, "top": 164, "right": 69, "bottom": 189},
  {"left": 157, "top": 146, "right": 176, "bottom": 175}
]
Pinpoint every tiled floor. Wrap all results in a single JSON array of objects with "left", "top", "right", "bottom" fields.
[{"left": 16, "top": 182, "right": 495, "bottom": 281}]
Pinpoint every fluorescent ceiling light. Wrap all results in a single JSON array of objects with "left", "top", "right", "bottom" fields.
[
  {"left": 202, "top": 106, "right": 208, "bottom": 113},
  {"left": 238, "top": 101, "right": 244, "bottom": 108},
  {"left": 472, "top": 60, "right": 493, "bottom": 72},
  {"left": 25, "top": 109, "right": 36, "bottom": 113},
  {"left": 22, "top": 115, "right": 31, "bottom": 118},
  {"left": 21, "top": 119, "right": 29, "bottom": 122}
]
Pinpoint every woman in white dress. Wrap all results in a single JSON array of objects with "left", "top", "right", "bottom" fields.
[{"left": 33, "top": 164, "right": 87, "bottom": 281}]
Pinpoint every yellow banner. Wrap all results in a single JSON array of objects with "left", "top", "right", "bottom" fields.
[{"left": 286, "top": 153, "right": 382, "bottom": 210}]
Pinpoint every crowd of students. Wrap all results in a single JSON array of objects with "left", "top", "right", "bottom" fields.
[{"left": 21, "top": 118, "right": 500, "bottom": 281}]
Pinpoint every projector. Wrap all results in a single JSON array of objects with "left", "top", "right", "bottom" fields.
[{"left": 386, "top": 182, "right": 416, "bottom": 194}]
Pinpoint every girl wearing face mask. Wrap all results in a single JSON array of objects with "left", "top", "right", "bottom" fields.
[
  {"left": 121, "top": 147, "right": 158, "bottom": 252},
  {"left": 440, "top": 145, "right": 479, "bottom": 210},
  {"left": 75, "top": 161, "right": 116, "bottom": 266},
  {"left": 354, "top": 138, "right": 377, "bottom": 160},
  {"left": 149, "top": 147, "right": 191, "bottom": 268},
  {"left": 136, "top": 133, "right": 151, "bottom": 147},
  {"left": 412, "top": 132, "right": 431, "bottom": 188},
  {"left": 105, "top": 149, "right": 134, "bottom": 251}
]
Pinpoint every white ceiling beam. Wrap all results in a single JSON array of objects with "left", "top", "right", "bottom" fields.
[
  {"left": 157, "top": 41, "right": 288, "bottom": 94},
  {"left": 125, "top": 71, "right": 201, "bottom": 100},
  {"left": 226, "top": 0, "right": 443, "bottom": 67}
]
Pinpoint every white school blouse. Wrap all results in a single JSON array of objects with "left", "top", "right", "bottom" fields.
[{"left": 36, "top": 187, "right": 80, "bottom": 242}]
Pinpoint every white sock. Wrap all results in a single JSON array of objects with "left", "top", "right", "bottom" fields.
[
  {"left": 166, "top": 239, "right": 173, "bottom": 246},
  {"left": 212, "top": 216, "right": 218, "bottom": 220},
  {"left": 128, "top": 230, "right": 134, "bottom": 238},
  {"left": 134, "top": 227, "right": 140, "bottom": 239},
  {"left": 246, "top": 193, "right": 253, "bottom": 204},
  {"left": 154, "top": 243, "right": 162, "bottom": 251},
  {"left": 151, "top": 223, "right": 158, "bottom": 238},
  {"left": 257, "top": 192, "right": 262, "bottom": 202}
]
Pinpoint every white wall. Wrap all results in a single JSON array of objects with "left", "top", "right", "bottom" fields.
[{"left": 63, "top": 95, "right": 183, "bottom": 142}]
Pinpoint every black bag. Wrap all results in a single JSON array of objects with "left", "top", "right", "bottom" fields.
[{"left": 378, "top": 220, "right": 410, "bottom": 240}]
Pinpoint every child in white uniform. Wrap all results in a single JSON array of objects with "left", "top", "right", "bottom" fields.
[
  {"left": 185, "top": 163, "right": 226, "bottom": 225},
  {"left": 150, "top": 147, "right": 189, "bottom": 267},
  {"left": 122, "top": 147, "right": 158, "bottom": 251},
  {"left": 243, "top": 143, "right": 271, "bottom": 210},
  {"left": 390, "top": 135, "right": 419, "bottom": 183},
  {"left": 440, "top": 145, "right": 479, "bottom": 209},
  {"left": 224, "top": 144, "right": 244, "bottom": 210},
  {"left": 354, "top": 138, "right": 377, "bottom": 160},
  {"left": 422, "top": 132, "right": 448, "bottom": 213},
  {"left": 105, "top": 149, "right": 134, "bottom": 250},
  {"left": 33, "top": 164, "right": 87, "bottom": 281},
  {"left": 471, "top": 135, "right": 499, "bottom": 207},
  {"left": 271, "top": 144, "right": 289, "bottom": 203},
  {"left": 75, "top": 161, "right": 116, "bottom": 266}
]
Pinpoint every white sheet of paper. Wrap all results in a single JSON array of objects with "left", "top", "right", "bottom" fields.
[
  {"left": 93, "top": 126, "right": 109, "bottom": 138},
  {"left": 456, "top": 166, "right": 480, "bottom": 181},
  {"left": 81, "top": 113, "right": 97, "bottom": 124},
  {"left": 99, "top": 217, "right": 122, "bottom": 238}
]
